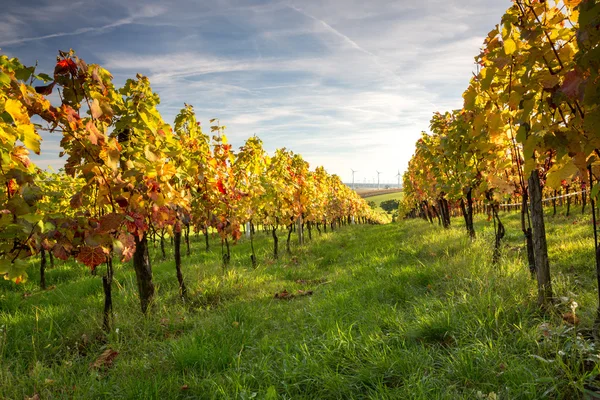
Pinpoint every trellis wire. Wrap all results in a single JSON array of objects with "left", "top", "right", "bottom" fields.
[{"left": 498, "top": 190, "right": 585, "bottom": 208}]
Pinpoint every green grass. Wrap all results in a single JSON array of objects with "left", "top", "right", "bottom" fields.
[{"left": 1, "top": 206, "right": 599, "bottom": 399}]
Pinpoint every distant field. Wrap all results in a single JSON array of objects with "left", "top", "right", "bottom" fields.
[
  {"left": 367, "top": 191, "right": 404, "bottom": 206},
  {"left": 358, "top": 188, "right": 403, "bottom": 198},
  {"left": 364, "top": 191, "right": 404, "bottom": 214}
]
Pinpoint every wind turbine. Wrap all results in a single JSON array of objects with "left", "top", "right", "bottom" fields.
[
  {"left": 376, "top": 170, "right": 381, "bottom": 190},
  {"left": 395, "top": 170, "right": 401, "bottom": 189},
  {"left": 351, "top": 169, "right": 358, "bottom": 190}
]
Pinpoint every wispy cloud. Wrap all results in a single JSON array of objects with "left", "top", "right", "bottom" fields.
[
  {"left": 0, "top": 4, "right": 165, "bottom": 47},
  {"left": 287, "top": 4, "right": 376, "bottom": 57},
  {"left": 2, "top": 0, "right": 510, "bottom": 182}
]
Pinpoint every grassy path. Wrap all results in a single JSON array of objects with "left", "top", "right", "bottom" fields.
[{"left": 1, "top": 210, "right": 598, "bottom": 398}]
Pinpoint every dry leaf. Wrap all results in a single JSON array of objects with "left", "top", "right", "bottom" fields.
[
  {"left": 90, "top": 349, "right": 119, "bottom": 370},
  {"left": 562, "top": 312, "right": 580, "bottom": 325}
]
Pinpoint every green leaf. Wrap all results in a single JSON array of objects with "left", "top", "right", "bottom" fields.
[
  {"left": 463, "top": 88, "right": 477, "bottom": 110},
  {"left": 0, "top": 71, "right": 10, "bottom": 87},
  {"left": 592, "top": 182, "right": 600, "bottom": 201},
  {"left": 516, "top": 125, "right": 528, "bottom": 143},
  {"left": 7, "top": 197, "right": 31, "bottom": 216},
  {"left": 15, "top": 66, "right": 34, "bottom": 82},
  {"left": 35, "top": 73, "right": 53, "bottom": 83},
  {"left": 21, "top": 213, "right": 43, "bottom": 224},
  {"left": 481, "top": 68, "right": 495, "bottom": 91},
  {"left": 545, "top": 158, "right": 578, "bottom": 190}
]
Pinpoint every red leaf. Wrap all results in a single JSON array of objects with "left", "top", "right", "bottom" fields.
[
  {"left": 97, "top": 213, "right": 124, "bottom": 233},
  {"left": 115, "top": 196, "right": 129, "bottom": 208},
  {"left": 7, "top": 179, "right": 17, "bottom": 197},
  {"left": 34, "top": 82, "right": 56, "bottom": 95},
  {"left": 52, "top": 240, "right": 73, "bottom": 260},
  {"left": 560, "top": 70, "right": 585, "bottom": 101},
  {"left": 61, "top": 105, "right": 82, "bottom": 130},
  {"left": 70, "top": 192, "right": 83, "bottom": 208},
  {"left": 117, "top": 232, "right": 136, "bottom": 262},
  {"left": 125, "top": 212, "right": 147, "bottom": 239},
  {"left": 55, "top": 59, "right": 78, "bottom": 76},
  {"left": 76, "top": 246, "right": 106, "bottom": 270},
  {"left": 217, "top": 180, "right": 226, "bottom": 194}
]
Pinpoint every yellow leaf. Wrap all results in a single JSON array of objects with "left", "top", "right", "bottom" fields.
[
  {"left": 569, "top": 10, "right": 579, "bottom": 23},
  {"left": 504, "top": 38, "right": 517, "bottom": 55},
  {"left": 488, "top": 112, "right": 503, "bottom": 131},
  {"left": 508, "top": 91, "right": 522, "bottom": 111},
  {"left": 161, "top": 162, "right": 177, "bottom": 180},
  {"left": 564, "top": 0, "right": 581, "bottom": 10},
  {"left": 144, "top": 145, "right": 159, "bottom": 162},
  {"left": 5, "top": 99, "right": 29, "bottom": 125},
  {"left": 21, "top": 123, "right": 41, "bottom": 155}
]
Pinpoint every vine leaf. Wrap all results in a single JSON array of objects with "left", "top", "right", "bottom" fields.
[
  {"left": 98, "top": 213, "right": 124, "bottom": 233},
  {"left": 560, "top": 70, "right": 584, "bottom": 100},
  {"left": 503, "top": 38, "right": 517, "bottom": 55},
  {"left": 76, "top": 246, "right": 106, "bottom": 270},
  {"left": 90, "top": 98, "right": 103, "bottom": 119}
]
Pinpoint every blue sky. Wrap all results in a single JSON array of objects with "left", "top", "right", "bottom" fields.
[{"left": 1, "top": 0, "right": 509, "bottom": 184}]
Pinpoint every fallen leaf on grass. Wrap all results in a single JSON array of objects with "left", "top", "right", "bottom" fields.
[
  {"left": 181, "top": 385, "right": 190, "bottom": 391},
  {"left": 163, "top": 330, "right": 183, "bottom": 340},
  {"left": 274, "top": 289, "right": 313, "bottom": 300},
  {"left": 275, "top": 290, "right": 291, "bottom": 299},
  {"left": 90, "top": 349, "right": 119, "bottom": 370},
  {"left": 25, "top": 394, "right": 40, "bottom": 400},
  {"left": 562, "top": 312, "right": 580, "bottom": 325},
  {"left": 295, "top": 278, "right": 329, "bottom": 285}
]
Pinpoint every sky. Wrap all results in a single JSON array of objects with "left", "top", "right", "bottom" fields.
[{"left": 0, "top": 0, "right": 509, "bottom": 185}]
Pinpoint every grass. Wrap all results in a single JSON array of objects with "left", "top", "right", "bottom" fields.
[{"left": 1, "top": 205, "right": 599, "bottom": 399}]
